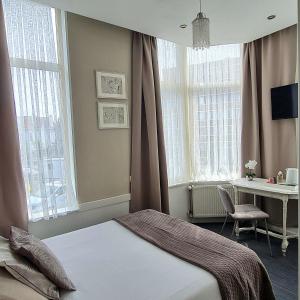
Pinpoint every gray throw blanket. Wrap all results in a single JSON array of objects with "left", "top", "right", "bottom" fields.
[{"left": 115, "top": 209, "right": 275, "bottom": 300}]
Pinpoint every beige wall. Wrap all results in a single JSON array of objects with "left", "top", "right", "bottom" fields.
[{"left": 67, "top": 13, "right": 132, "bottom": 203}]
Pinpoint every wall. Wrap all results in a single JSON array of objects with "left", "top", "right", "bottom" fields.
[
  {"left": 169, "top": 184, "right": 190, "bottom": 221},
  {"left": 258, "top": 25, "right": 298, "bottom": 226},
  {"left": 30, "top": 187, "right": 190, "bottom": 239},
  {"left": 30, "top": 14, "right": 192, "bottom": 238},
  {"left": 296, "top": 7, "right": 300, "bottom": 292},
  {"left": 29, "top": 13, "right": 194, "bottom": 239},
  {"left": 67, "top": 13, "right": 132, "bottom": 203},
  {"left": 31, "top": 13, "right": 298, "bottom": 239},
  {"left": 30, "top": 13, "right": 133, "bottom": 238}
]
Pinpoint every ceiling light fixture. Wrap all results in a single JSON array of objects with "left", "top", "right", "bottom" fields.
[
  {"left": 180, "top": 24, "right": 187, "bottom": 29},
  {"left": 267, "top": 15, "right": 276, "bottom": 20},
  {"left": 192, "top": 0, "right": 210, "bottom": 50}
]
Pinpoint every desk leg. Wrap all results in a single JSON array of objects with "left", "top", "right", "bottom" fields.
[
  {"left": 281, "top": 198, "right": 289, "bottom": 256},
  {"left": 235, "top": 221, "right": 240, "bottom": 237},
  {"left": 234, "top": 187, "right": 239, "bottom": 205},
  {"left": 253, "top": 194, "right": 256, "bottom": 206},
  {"left": 233, "top": 187, "right": 239, "bottom": 236}
]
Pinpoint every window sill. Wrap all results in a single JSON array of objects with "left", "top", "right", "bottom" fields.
[
  {"left": 169, "top": 178, "right": 241, "bottom": 189},
  {"left": 29, "top": 193, "right": 130, "bottom": 224},
  {"left": 168, "top": 182, "right": 190, "bottom": 189}
]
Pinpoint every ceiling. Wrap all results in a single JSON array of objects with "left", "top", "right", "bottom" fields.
[{"left": 33, "top": 0, "right": 297, "bottom": 46}]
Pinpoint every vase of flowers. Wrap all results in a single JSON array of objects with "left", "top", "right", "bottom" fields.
[{"left": 245, "top": 160, "right": 257, "bottom": 181}]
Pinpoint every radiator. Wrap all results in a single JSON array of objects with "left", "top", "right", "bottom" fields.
[{"left": 188, "top": 182, "right": 235, "bottom": 218}]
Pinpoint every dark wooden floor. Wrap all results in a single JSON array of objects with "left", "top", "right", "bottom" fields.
[{"left": 199, "top": 223, "right": 298, "bottom": 300}]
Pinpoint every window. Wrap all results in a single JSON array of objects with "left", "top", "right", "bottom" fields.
[
  {"left": 158, "top": 40, "right": 241, "bottom": 184},
  {"left": 3, "top": 0, "right": 77, "bottom": 221},
  {"left": 157, "top": 39, "right": 189, "bottom": 185}
]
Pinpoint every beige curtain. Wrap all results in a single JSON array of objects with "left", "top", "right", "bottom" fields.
[
  {"left": 0, "top": 0, "right": 28, "bottom": 237},
  {"left": 130, "top": 32, "right": 169, "bottom": 213},
  {"left": 242, "top": 25, "right": 297, "bottom": 226}
]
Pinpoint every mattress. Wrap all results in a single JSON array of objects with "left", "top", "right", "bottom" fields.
[{"left": 44, "top": 221, "right": 222, "bottom": 300}]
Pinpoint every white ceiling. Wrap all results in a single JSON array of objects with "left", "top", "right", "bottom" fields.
[{"left": 33, "top": 0, "right": 297, "bottom": 46}]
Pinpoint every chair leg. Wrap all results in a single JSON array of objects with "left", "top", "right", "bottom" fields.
[
  {"left": 264, "top": 219, "right": 273, "bottom": 257},
  {"left": 231, "top": 220, "right": 237, "bottom": 238},
  {"left": 220, "top": 215, "right": 228, "bottom": 234}
]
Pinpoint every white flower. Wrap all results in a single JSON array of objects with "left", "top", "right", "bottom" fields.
[{"left": 245, "top": 160, "right": 257, "bottom": 170}]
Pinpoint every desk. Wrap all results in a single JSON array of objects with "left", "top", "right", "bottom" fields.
[{"left": 230, "top": 178, "right": 298, "bottom": 256}]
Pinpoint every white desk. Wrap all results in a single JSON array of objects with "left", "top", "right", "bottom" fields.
[{"left": 230, "top": 178, "right": 298, "bottom": 256}]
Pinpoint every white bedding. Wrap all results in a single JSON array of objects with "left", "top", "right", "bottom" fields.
[{"left": 44, "top": 221, "right": 221, "bottom": 300}]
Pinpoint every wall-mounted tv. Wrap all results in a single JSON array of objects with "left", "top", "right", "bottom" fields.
[{"left": 271, "top": 83, "right": 298, "bottom": 120}]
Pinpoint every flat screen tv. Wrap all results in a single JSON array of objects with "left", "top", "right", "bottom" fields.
[{"left": 271, "top": 83, "right": 298, "bottom": 120}]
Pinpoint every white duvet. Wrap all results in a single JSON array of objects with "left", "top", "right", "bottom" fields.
[{"left": 44, "top": 221, "right": 222, "bottom": 300}]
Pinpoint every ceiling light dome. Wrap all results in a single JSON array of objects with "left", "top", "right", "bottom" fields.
[{"left": 192, "top": 0, "right": 210, "bottom": 50}]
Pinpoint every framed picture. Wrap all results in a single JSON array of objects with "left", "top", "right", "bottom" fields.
[
  {"left": 98, "top": 102, "right": 129, "bottom": 129},
  {"left": 96, "top": 71, "right": 127, "bottom": 99}
]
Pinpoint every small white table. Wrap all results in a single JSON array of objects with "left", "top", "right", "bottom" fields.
[{"left": 230, "top": 178, "right": 298, "bottom": 256}]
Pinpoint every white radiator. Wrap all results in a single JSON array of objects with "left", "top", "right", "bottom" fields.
[{"left": 188, "top": 182, "right": 235, "bottom": 218}]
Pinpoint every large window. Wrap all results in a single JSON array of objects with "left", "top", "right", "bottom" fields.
[
  {"left": 158, "top": 40, "right": 241, "bottom": 185},
  {"left": 3, "top": 0, "right": 77, "bottom": 220}
]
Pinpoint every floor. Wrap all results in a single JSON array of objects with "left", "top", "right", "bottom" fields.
[{"left": 199, "top": 222, "right": 298, "bottom": 300}]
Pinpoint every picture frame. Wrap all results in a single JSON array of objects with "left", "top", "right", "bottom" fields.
[
  {"left": 97, "top": 102, "right": 129, "bottom": 129},
  {"left": 96, "top": 71, "right": 127, "bottom": 99}
]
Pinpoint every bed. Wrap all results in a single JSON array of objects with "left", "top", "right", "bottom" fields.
[
  {"left": 1, "top": 209, "right": 274, "bottom": 300},
  {"left": 44, "top": 219, "right": 222, "bottom": 300},
  {"left": 41, "top": 209, "right": 274, "bottom": 300}
]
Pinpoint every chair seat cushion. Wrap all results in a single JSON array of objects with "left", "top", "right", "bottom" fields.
[{"left": 230, "top": 204, "right": 269, "bottom": 220}]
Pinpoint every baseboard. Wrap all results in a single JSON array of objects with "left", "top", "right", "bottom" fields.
[{"left": 190, "top": 217, "right": 231, "bottom": 224}]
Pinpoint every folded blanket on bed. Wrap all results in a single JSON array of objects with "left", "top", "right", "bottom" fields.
[{"left": 115, "top": 209, "right": 275, "bottom": 300}]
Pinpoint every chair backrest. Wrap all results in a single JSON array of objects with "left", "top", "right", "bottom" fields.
[{"left": 217, "top": 186, "right": 235, "bottom": 214}]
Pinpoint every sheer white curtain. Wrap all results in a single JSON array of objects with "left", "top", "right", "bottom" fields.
[
  {"left": 187, "top": 45, "right": 241, "bottom": 181},
  {"left": 3, "top": 0, "right": 77, "bottom": 221},
  {"left": 157, "top": 39, "right": 189, "bottom": 185},
  {"left": 157, "top": 40, "right": 241, "bottom": 184}
]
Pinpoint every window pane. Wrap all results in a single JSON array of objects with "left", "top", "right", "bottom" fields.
[
  {"left": 157, "top": 39, "right": 189, "bottom": 185},
  {"left": 3, "top": 0, "right": 58, "bottom": 63},
  {"left": 4, "top": 0, "right": 58, "bottom": 63},
  {"left": 188, "top": 44, "right": 241, "bottom": 181},
  {"left": 11, "top": 67, "right": 69, "bottom": 219}
]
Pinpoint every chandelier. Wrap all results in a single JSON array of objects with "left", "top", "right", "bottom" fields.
[{"left": 192, "top": 0, "right": 210, "bottom": 50}]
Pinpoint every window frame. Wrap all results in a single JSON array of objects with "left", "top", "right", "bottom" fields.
[
  {"left": 6, "top": 4, "right": 78, "bottom": 220},
  {"left": 158, "top": 40, "right": 242, "bottom": 186}
]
